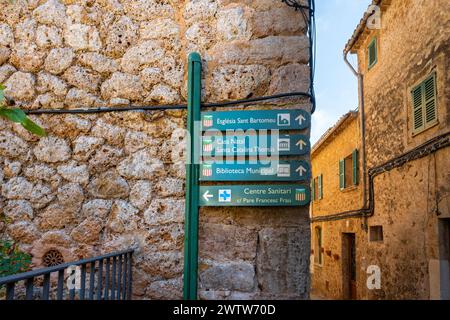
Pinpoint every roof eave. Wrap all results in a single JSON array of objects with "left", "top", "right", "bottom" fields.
[
  {"left": 344, "top": 0, "right": 389, "bottom": 54},
  {"left": 311, "top": 110, "right": 358, "bottom": 155}
]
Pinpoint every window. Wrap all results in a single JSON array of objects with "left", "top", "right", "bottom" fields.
[
  {"left": 311, "top": 174, "right": 323, "bottom": 201},
  {"left": 339, "top": 149, "right": 359, "bottom": 190},
  {"left": 368, "top": 37, "right": 378, "bottom": 69},
  {"left": 369, "top": 226, "right": 384, "bottom": 242},
  {"left": 314, "top": 227, "right": 323, "bottom": 265},
  {"left": 411, "top": 73, "right": 438, "bottom": 135}
]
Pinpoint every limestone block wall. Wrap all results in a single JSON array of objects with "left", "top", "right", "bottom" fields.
[
  {"left": 0, "top": 0, "right": 311, "bottom": 299},
  {"left": 350, "top": 0, "right": 450, "bottom": 299}
]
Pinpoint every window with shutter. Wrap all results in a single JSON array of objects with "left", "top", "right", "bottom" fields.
[
  {"left": 311, "top": 179, "right": 315, "bottom": 201},
  {"left": 318, "top": 174, "right": 323, "bottom": 199},
  {"left": 424, "top": 74, "right": 437, "bottom": 125},
  {"left": 339, "top": 159, "right": 345, "bottom": 190},
  {"left": 411, "top": 73, "right": 438, "bottom": 135},
  {"left": 352, "top": 149, "right": 359, "bottom": 186},
  {"left": 368, "top": 37, "right": 378, "bottom": 69},
  {"left": 412, "top": 85, "right": 424, "bottom": 132}
]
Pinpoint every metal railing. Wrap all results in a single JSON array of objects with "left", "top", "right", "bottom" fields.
[{"left": 0, "top": 249, "right": 134, "bottom": 300}]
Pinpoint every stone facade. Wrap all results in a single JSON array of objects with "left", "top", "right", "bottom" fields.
[
  {"left": 0, "top": 0, "right": 311, "bottom": 299},
  {"left": 311, "top": 0, "right": 450, "bottom": 300},
  {"left": 310, "top": 112, "right": 364, "bottom": 299}
]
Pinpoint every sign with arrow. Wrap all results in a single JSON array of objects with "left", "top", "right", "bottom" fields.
[
  {"left": 199, "top": 185, "right": 310, "bottom": 207},
  {"left": 201, "top": 109, "right": 310, "bottom": 131},
  {"left": 200, "top": 161, "right": 310, "bottom": 182},
  {"left": 202, "top": 134, "right": 310, "bottom": 156}
]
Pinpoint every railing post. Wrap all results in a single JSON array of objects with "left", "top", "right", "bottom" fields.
[
  {"left": 183, "top": 52, "right": 202, "bottom": 300},
  {"left": 127, "top": 252, "right": 132, "bottom": 300},
  {"left": 6, "top": 283, "right": 15, "bottom": 300},
  {"left": 97, "top": 259, "right": 103, "bottom": 300},
  {"left": 57, "top": 270, "right": 64, "bottom": 300}
]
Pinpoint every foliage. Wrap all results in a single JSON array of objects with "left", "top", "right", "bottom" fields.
[
  {"left": 0, "top": 240, "right": 32, "bottom": 277},
  {"left": 0, "top": 84, "right": 46, "bottom": 137}
]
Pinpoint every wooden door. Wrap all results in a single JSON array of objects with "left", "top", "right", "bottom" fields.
[{"left": 342, "top": 233, "right": 356, "bottom": 300}]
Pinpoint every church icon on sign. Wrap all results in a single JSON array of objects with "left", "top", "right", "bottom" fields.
[{"left": 277, "top": 113, "right": 290, "bottom": 126}]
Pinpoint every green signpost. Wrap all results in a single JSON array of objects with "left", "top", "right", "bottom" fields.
[
  {"left": 200, "top": 161, "right": 310, "bottom": 182},
  {"left": 201, "top": 133, "right": 310, "bottom": 156},
  {"left": 183, "top": 53, "right": 312, "bottom": 300},
  {"left": 199, "top": 185, "right": 310, "bottom": 207},
  {"left": 183, "top": 53, "right": 201, "bottom": 301},
  {"left": 201, "top": 109, "right": 310, "bottom": 131}
]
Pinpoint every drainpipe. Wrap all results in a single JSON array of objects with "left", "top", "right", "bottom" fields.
[{"left": 344, "top": 50, "right": 368, "bottom": 209}]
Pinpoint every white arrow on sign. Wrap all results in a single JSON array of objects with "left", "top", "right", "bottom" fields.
[
  {"left": 203, "top": 190, "right": 213, "bottom": 202},
  {"left": 296, "top": 165, "right": 307, "bottom": 176},
  {"left": 296, "top": 139, "right": 307, "bottom": 150},
  {"left": 295, "top": 114, "right": 306, "bottom": 125}
]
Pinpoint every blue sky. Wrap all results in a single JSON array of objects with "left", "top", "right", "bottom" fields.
[{"left": 311, "top": 0, "right": 372, "bottom": 144}]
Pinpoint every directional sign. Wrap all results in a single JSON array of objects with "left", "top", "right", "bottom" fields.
[
  {"left": 201, "top": 109, "right": 310, "bottom": 131},
  {"left": 200, "top": 161, "right": 310, "bottom": 182},
  {"left": 199, "top": 185, "right": 310, "bottom": 207},
  {"left": 202, "top": 134, "right": 310, "bottom": 156}
]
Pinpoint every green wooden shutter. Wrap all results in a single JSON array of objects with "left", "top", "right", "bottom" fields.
[
  {"left": 411, "top": 84, "right": 424, "bottom": 133},
  {"left": 368, "top": 37, "right": 377, "bottom": 69},
  {"left": 339, "top": 159, "right": 345, "bottom": 190},
  {"left": 311, "top": 178, "right": 315, "bottom": 201},
  {"left": 352, "top": 149, "right": 359, "bottom": 186},
  {"left": 412, "top": 73, "right": 437, "bottom": 134},
  {"left": 424, "top": 74, "right": 437, "bottom": 126},
  {"left": 318, "top": 174, "right": 323, "bottom": 199}
]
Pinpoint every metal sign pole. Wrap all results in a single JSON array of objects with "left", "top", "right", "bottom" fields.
[{"left": 183, "top": 52, "right": 201, "bottom": 300}]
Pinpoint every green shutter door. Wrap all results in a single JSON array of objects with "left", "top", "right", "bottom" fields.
[
  {"left": 352, "top": 149, "right": 359, "bottom": 186},
  {"left": 424, "top": 74, "right": 437, "bottom": 125},
  {"left": 412, "top": 84, "right": 424, "bottom": 133},
  {"left": 339, "top": 159, "right": 345, "bottom": 190},
  {"left": 318, "top": 174, "right": 323, "bottom": 199},
  {"left": 311, "top": 178, "right": 315, "bottom": 201},
  {"left": 368, "top": 37, "right": 377, "bottom": 69}
]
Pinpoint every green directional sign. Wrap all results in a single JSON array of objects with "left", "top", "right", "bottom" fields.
[
  {"left": 200, "top": 161, "right": 310, "bottom": 182},
  {"left": 199, "top": 185, "right": 310, "bottom": 207},
  {"left": 201, "top": 134, "right": 310, "bottom": 156},
  {"left": 201, "top": 109, "right": 310, "bottom": 131}
]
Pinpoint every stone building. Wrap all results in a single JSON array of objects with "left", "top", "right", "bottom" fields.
[
  {"left": 0, "top": 0, "right": 312, "bottom": 299},
  {"left": 310, "top": 111, "right": 363, "bottom": 299},
  {"left": 311, "top": 0, "right": 450, "bottom": 300}
]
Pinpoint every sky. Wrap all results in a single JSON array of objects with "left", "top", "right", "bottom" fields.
[{"left": 311, "top": 0, "right": 372, "bottom": 144}]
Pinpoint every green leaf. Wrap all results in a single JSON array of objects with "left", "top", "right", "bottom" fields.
[
  {"left": 0, "top": 108, "right": 47, "bottom": 136},
  {"left": 0, "top": 84, "right": 4, "bottom": 104},
  {"left": 0, "top": 107, "right": 26, "bottom": 123},
  {"left": 21, "top": 117, "right": 47, "bottom": 136}
]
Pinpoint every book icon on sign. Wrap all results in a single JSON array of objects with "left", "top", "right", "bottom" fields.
[{"left": 277, "top": 164, "right": 291, "bottom": 177}]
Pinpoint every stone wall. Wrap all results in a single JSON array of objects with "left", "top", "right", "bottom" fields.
[
  {"left": 355, "top": 0, "right": 450, "bottom": 299},
  {"left": 0, "top": 0, "right": 312, "bottom": 299},
  {"left": 310, "top": 113, "right": 363, "bottom": 299},
  {"left": 311, "top": 0, "right": 450, "bottom": 300}
]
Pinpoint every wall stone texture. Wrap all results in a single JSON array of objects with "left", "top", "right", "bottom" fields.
[
  {"left": 353, "top": 0, "right": 450, "bottom": 300},
  {"left": 311, "top": 0, "right": 450, "bottom": 300},
  {"left": 0, "top": 0, "right": 311, "bottom": 299}
]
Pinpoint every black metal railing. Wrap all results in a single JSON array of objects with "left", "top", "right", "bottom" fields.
[{"left": 0, "top": 249, "right": 134, "bottom": 300}]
